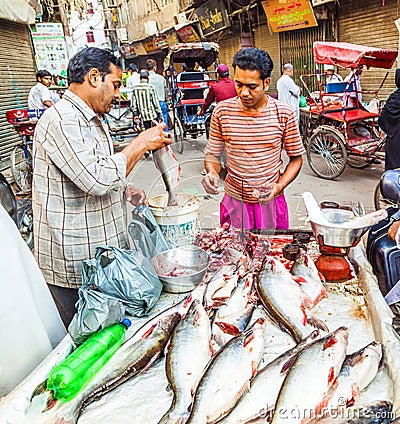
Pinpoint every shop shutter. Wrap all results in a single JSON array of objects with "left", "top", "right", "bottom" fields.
[
  {"left": 338, "top": 0, "right": 399, "bottom": 101},
  {"left": 217, "top": 34, "right": 241, "bottom": 76},
  {"left": 254, "top": 23, "right": 280, "bottom": 96},
  {"left": 279, "top": 16, "right": 336, "bottom": 93},
  {"left": 0, "top": 20, "right": 36, "bottom": 173}
]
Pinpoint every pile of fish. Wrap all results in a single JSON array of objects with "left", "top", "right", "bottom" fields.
[{"left": 22, "top": 239, "right": 394, "bottom": 424}]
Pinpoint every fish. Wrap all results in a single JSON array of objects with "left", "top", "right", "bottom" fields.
[
  {"left": 313, "top": 401, "right": 393, "bottom": 424},
  {"left": 152, "top": 146, "right": 181, "bottom": 206},
  {"left": 204, "top": 265, "right": 238, "bottom": 310},
  {"left": 158, "top": 300, "right": 212, "bottom": 424},
  {"left": 211, "top": 272, "right": 255, "bottom": 351},
  {"left": 25, "top": 286, "right": 208, "bottom": 424},
  {"left": 220, "top": 330, "right": 320, "bottom": 424},
  {"left": 186, "top": 318, "right": 267, "bottom": 424},
  {"left": 257, "top": 256, "right": 328, "bottom": 343},
  {"left": 290, "top": 251, "right": 328, "bottom": 307},
  {"left": 324, "top": 341, "right": 382, "bottom": 412},
  {"left": 271, "top": 326, "right": 349, "bottom": 424}
]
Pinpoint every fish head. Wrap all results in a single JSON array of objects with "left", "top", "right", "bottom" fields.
[{"left": 158, "top": 312, "right": 181, "bottom": 335}]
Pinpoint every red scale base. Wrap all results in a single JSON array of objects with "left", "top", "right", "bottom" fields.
[{"left": 315, "top": 245, "right": 352, "bottom": 283}]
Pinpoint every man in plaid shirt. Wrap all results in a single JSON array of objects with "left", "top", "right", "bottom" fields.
[{"left": 32, "top": 47, "right": 171, "bottom": 327}]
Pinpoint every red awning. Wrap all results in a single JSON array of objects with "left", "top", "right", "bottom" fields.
[{"left": 313, "top": 41, "right": 398, "bottom": 70}]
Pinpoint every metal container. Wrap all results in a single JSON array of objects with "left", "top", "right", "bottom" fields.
[
  {"left": 310, "top": 209, "right": 372, "bottom": 248},
  {"left": 150, "top": 245, "right": 210, "bottom": 293}
]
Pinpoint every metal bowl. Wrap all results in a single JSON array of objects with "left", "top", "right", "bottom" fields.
[
  {"left": 150, "top": 245, "right": 210, "bottom": 293},
  {"left": 310, "top": 209, "right": 372, "bottom": 248}
]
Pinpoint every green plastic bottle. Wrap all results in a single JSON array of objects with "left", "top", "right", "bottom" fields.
[{"left": 47, "top": 318, "right": 131, "bottom": 400}]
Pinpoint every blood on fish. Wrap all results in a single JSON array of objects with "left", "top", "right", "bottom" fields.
[
  {"left": 215, "top": 322, "right": 240, "bottom": 336},
  {"left": 142, "top": 323, "right": 157, "bottom": 339},
  {"left": 327, "top": 367, "right": 335, "bottom": 385},
  {"left": 243, "top": 332, "right": 255, "bottom": 348},
  {"left": 323, "top": 336, "right": 338, "bottom": 351}
]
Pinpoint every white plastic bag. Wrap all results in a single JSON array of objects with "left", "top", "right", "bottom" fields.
[{"left": 0, "top": 205, "right": 65, "bottom": 396}]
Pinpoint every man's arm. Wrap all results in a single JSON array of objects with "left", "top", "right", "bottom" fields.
[{"left": 199, "top": 87, "right": 215, "bottom": 116}]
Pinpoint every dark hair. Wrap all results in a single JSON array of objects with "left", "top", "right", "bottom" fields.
[
  {"left": 36, "top": 69, "right": 52, "bottom": 80},
  {"left": 232, "top": 47, "right": 273, "bottom": 80},
  {"left": 140, "top": 70, "right": 149, "bottom": 80},
  {"left": 184, "top": 59, "right": 196, "bottom": 70},
  {"left": 128, "top": 63, "right": 138, "bottom": 72},
  {"left": 146, "top": 59, "right": 156, "bottom": 71},
  {"left": 67, "top": 47, "right": 120, "bottom": 84}
]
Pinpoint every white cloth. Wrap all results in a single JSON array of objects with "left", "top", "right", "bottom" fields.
[
  {"left": 0, "top": 204, "right": 65, "bottom": 396},
  {"left": 327, "top": 73, "right": 343, "bottom": 83},
  {"left": 277, "top": 74, "right": 300, "bottom": 120},
  {"left": 28, "top": 83, "right": 52, "bottom": 109},
  {"left": 344, "top": 72, "right": 362, "bottom": 106},
  {"left": 126, "top": 73, "right": 140, "bottom": 89}
]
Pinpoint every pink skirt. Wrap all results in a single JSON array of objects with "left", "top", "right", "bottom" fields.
[{"left": 220, "top": 193, "right": 289, "bottom": 230}]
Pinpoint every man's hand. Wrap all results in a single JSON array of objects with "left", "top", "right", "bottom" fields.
[
  {"left": 126, "top": 186, "right": 147, "bottom": 206},
  {"left": 137, "top": 122, "right": 171, "bottom": 151},
  {"left": 202, "top": 170, "right": 220, "bottom": 195},
  {"left": 388, "top": 221, "right": 400, "bottom": 242}
]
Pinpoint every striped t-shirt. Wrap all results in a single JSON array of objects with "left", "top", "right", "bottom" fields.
[
  {"left": 205, "top": 96, "right": 305, "bottom": 203},
  {"left": 131, "top": 82, "right": 161, "bottom": 122}
]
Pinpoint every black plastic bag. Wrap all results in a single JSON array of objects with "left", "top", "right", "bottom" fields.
[
  {"left": 82, "top": 245, "right": 163, "bottom": 317},
  {"left": 128, "top": 204, "right": 171, "bottom": 260},
  {"left": 68, "top": 286, "right": 125, "bottom": 344}
]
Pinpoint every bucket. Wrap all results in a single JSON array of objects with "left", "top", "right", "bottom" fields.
[{"left": 149, "top": 193, "right": 200, "bottom": 247}]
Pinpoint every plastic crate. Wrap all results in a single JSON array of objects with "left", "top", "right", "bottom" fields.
[{"left": 326, "top": 82, "right": 354, "bottom": 93}]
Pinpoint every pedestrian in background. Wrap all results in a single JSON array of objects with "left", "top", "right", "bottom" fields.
[
  {"left": 202, "top": 48, "right": 304, "bottom": 230},
  {"left": 378, "top": 68, "right": 400, "bottom": 171},
  {"left": 28, "top": 69, "right": 57, "bottom": 110},
  {"left": 198, "top": 64, "right": 237, "bottom": 116},
  {"left": 126, "top": 63, "right": 140, "bottom": 89},
  {"left": 146, "top": 58, "right": 169, "bottom": 131},
  {"left": 344, "top": 64, "right": 363, "bottom": 107},
  {"left": 32, "top": 47, "right": 170, "bottom": 326},
  {"left": 277, "top": 63, "right": 301, "bottom": 121},
  {"left": 131, "top": 69, "right": 162, "bottom": 130},
  {"left": 324, "top": 64, "right": 343, "bottom": 83}
]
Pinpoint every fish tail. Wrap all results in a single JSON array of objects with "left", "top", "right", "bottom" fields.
[
  {"left": 30, "top": 380, "right": 48, "bottom": 400},
  {"left": 307, "top": 315, "right": 329, "bottom": 333}
]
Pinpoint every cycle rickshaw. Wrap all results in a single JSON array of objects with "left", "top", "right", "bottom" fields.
[
  {"left": 300, "top": 41, "right": 398, "bottom": 180},
  {"left": 167, "top": 42, "right": 219, "bottom": 153}
]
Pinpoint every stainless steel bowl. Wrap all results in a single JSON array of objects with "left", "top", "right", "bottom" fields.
[
  {"left": 310, "top": 209, "right": 372, "bottom": 248},
  {"left": 150, "top": 245, "right": 210, "bottom": 293}
]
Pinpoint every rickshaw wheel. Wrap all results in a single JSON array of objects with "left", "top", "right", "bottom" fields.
[
  {"left": 306, "top": 126, "right": 347, "bottom": 180},
  {"left": 173, "top": 110, "right": 184, "bottom": 154}
]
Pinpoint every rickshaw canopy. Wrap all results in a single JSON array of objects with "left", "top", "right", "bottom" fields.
[
  {"left": 168, "top": 42, "right": 219, "bottom": 68},
  {"left": 313, "top": 41, "right": 398, "bottom": 70}
]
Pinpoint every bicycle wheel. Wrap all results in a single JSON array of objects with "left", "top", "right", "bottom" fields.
[
  {"left": 306, "top": 126, "right": 347, "bottom": 180},
  {"left": 173, "top": 109, "right": 184, "bottom": 154},
  {"left": 11, "top": 144, "right": 32, "bottom": 192}
]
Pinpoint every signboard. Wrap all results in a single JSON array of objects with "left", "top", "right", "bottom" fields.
[
  {"left": 31, "top": 23, "right": 69, "bottom": 75},
  {"left": 120, "top": 42, "right": 148, "bottom": 58},
  {"left": 196, "top": 0, "right": 230, "bottom": 37},
  {"left": 262, "top": 0, "right": 318, "bottom": 33},
  {"left": 176, "top": 25, "right": 201, "bottom": 43}
]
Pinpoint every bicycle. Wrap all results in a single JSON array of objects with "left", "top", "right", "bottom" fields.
[
  {"left": 0, "top": 168, "right": 33, "bottom": 249},
  {"left": 6, "top": 109, "right": 42, "bottom": 193}
]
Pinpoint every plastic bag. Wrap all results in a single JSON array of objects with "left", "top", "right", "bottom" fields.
[
  {"left": 68, "top": 285, "right": 125, "bottom": 344},
  {"left": 82, "top": 246, "right": 162, "bottom": 317},
  {"left": 299, "top": 94, "right": 307, "bottom": 108},
  {"left": 128, "top": 204, "right": 171, "bottom": 259}
]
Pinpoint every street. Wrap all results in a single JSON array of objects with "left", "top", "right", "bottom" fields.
[{"left": 128, "top": 134, "right": 386, "bottom": 231}]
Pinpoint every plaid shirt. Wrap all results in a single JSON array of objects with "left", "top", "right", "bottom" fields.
[{"left": 32, "top": 90, "right": 129, "bottom": 288}]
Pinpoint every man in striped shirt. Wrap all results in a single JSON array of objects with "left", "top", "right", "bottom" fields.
[
  {"left": 131, "top": 70, "right": 162, "bottom": 130},
  {"left": 202, "top": 47, "right": 305, "bottom": 230},
  {"left": 33, "top": 48, "right": 171, "bottom": 326}
]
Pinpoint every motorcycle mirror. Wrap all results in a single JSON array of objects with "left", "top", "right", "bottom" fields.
[{"left": 380, "top": 169, "right": 400, "bottom": 206}]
